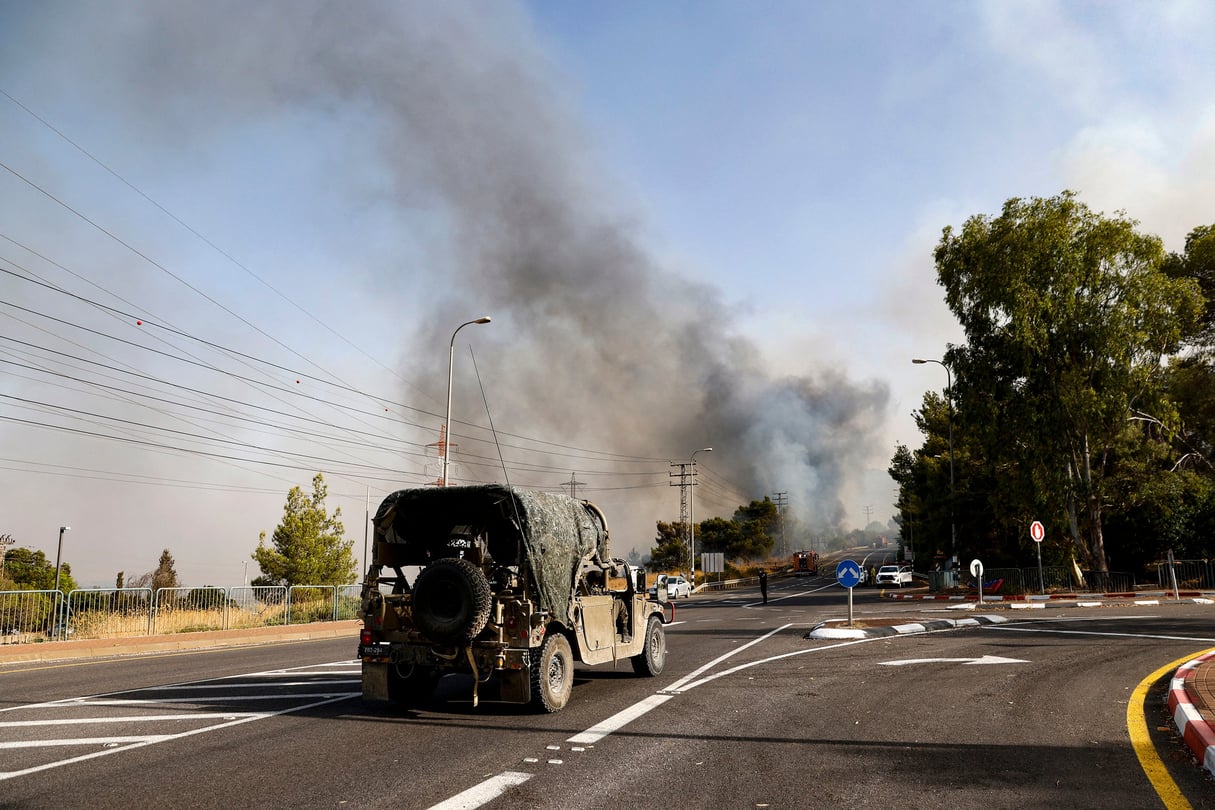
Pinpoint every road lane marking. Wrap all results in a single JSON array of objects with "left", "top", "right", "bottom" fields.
[
  {"left": 0, "top": 692, "right": 355, "bottom": 781},
  {"left": 663, "top": 623, "right": 792, "bottom": 693},
  {"left": 742, "top": 582, "right": 838, "bottom": 607},
  {"left": 429, "top": 623, "right": 902, "bottom": 810},
  {"left": 80, "top": 693, "right": 354, "bottom": 704},
  {"left": 0, "top": 713, "right": 263, "bottom": 727},
  {"left": 427, "top": 771, "right": 533, "bottom": 810},
  {"left": 0, "top": 735, "right": 175, "bottom": 748},
  {"left": 0, "top": 661, "right": 360, "bottom": 782},
  {"left": 1128, "top": 653, "right": 1200, "bottom": 810},
  {"left": 673, "top": 637, "right": 876, "bottom": 692},
  {"left": 567, "top": 694, "right": 674, "bottom": 745},
  {"left": 434, "top": 624, "right": 811, "bottom": 809},
  {"left": 879, "top": 655, "right": 1029, "bottom": 666},
  {"left": 140, "top": 679, "right": 359, "bottom": 690},
  {"left": 0, "top": 644, "right": 356, "bottom": 677}
]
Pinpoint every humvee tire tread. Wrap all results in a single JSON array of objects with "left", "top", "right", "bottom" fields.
[
  {"left": 530, "top": 632, "right": 573, "bottom": 713},
  {"left": 631, "top": 614, "right": 666, "bottom": 676},
  {"left": 411, "top": 558, "right": 493, "bottom": 644}
]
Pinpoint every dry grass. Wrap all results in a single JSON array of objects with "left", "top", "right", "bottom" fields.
[{"left": 68, "top": 604, "right": 291, "bottom": 639}]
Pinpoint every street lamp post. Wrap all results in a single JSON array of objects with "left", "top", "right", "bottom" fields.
[
  {"left": 912, "top": 358, "right": 956, "bottom": 578},
  {"left": 53, "top": 525, "right": 70, "bottom": 594},
  {"left": 52, "top": 525, "right": 70, "bottom": 639},
  {"left": 442, "top": 316, "right": 492, "bottom": 487},
  {"left": 689, "top": 447, "right": 712, "bottom": 587}
]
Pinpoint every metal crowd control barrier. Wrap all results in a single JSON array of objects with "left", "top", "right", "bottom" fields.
[
  {"left": 1081, "top": 570, "right": 1135, "bottom": 592},
  {"left": 336, "top": 585, "right": 362, "bottom": 620},
  {"left": 1, "top": 589, "right": 61, "bottom": 644},
  {"left": 228, "top": 586, "right": 289, "bottom": 628},
  {"left": 1153, "top": 559, "right": 1215, "bottom": 590},
  {"left": 287, "top": 585, "right": 336, "bottom": 624},
  {"left": 66, "top": 588, "right": 153, "bottom": 639},
  {"left": 152, "top": 587, "right": 228, "bottom": 634},
  {"left": 0, "top": 584, "right": 355, "bottom": 645},
  {"left": 1025, "top": 566, "right": 1076, "bottom": 592},
  {"left": 927, "top": 566, "right": 1135, "bottom": 594}
]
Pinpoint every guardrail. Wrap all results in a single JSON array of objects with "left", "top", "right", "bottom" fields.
[
  {"left": 694, "top": 575, "right": 762, "bottom": 593},
  {"left": 1, "top": 584, "right": 363, "bottom": 645}
]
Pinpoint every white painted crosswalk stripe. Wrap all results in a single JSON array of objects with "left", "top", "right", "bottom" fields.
[{"left": 0, "top": 661, "right": 360, "bottom": 782}]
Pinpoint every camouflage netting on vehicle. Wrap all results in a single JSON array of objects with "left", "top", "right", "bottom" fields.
[{"left": 372, "top": 485, "right": 609, "bottom": 623}]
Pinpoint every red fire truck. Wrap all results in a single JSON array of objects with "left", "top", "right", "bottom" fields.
[{"left": 792, "top": 550, "right": 819, "bottom": 575}]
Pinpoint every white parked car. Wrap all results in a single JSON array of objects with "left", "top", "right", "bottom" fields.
[
  {"left": 875, "top": 565, "right": 913, "bottom": 587},
  {"left": 652, "top": 574, "right": 692, "bottom": 599}
]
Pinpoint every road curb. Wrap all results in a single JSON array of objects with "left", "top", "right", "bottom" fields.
[
  {"left": 883, "top": 590, "right": 1215, "bottom": 605},
  {"left": 1167, "top": 650, "right": 1215, "bottom": 778},
  {"left": 805, "top": 613, "right": 1009, "bottom": 640}
]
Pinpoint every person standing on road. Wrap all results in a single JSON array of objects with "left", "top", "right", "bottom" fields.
[{"left": 759, "top": 570, "right": 768, "bottom": 604}]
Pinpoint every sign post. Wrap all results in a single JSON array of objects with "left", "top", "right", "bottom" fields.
[
  {"left": 970, "top": 558, "right": 984, "bottom": 605},
  {"left": 1030, "top": 520, "right": 1045, "bottom": 594},
  {"left": 835, "top": 559, "right": 862, "bottom": 627}
]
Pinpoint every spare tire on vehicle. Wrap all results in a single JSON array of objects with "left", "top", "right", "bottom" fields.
[{"left": 411, "top": 557, "right": 493, "bottom": 644}]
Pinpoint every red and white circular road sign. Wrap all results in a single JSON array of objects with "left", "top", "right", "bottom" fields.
[{"left": 1030, "top": 520, "right": 1045, "bottom": 543}]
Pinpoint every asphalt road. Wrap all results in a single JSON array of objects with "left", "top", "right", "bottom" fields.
[{"left": 2, "top": 577, "right": 1214, "bottom": 809}]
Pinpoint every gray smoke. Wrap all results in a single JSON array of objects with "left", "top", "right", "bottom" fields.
[{"left": 5, "top": 1, "right": 890, "bottom": 538}]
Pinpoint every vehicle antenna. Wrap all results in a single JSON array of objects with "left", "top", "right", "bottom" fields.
[{"left": 469, "top": 346, "right": 526, "bottom": 535}]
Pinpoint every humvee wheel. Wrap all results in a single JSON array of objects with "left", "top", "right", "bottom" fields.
[
  {"left": 387, "top": 664, "right": 439, "bottom": 705},
  {"left": 412, "top": 558, "right": 492, "bottom": 644},
  {"left": 631, "top": 614, "right": 666, "bottom": 676},
  {"left": 530, "top": 633, "right": 573, "bottom": 713}
]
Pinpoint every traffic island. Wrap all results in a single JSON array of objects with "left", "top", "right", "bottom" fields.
[{"left": 806, "top": 614, "right": 1009, "bottom": 640}]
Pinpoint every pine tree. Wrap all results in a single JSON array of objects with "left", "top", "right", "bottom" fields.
[{"left": 252, "top": 473, "right": 355, "bottom": 586}]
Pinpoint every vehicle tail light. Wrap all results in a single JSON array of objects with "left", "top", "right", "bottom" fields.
[{"left": 360, "top": 628, "right": 373, "bottom": 645}]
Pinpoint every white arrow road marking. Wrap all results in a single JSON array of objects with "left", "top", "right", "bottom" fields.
[{"left": 879, "top": 655, "right": 1029, "bottom": 666}]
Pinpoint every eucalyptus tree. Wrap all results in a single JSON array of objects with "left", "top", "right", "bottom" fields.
[
  {"left": 1164, "top": 224, "right": 1215, "bottom": 351},
  {"left": 934, "top": 192, "right": 1202, "bottom": 573}
]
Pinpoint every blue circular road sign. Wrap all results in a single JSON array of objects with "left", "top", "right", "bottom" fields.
[{"left": 835, "top": 559, "right": 862, "bottom": 589}]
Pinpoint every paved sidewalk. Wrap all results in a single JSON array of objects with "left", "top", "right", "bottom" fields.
[
  {"left": 1168, "top": 648, "right": 1215, "bottom": 778},
  {"left": 0, "top": 620, "right": 360, "bottom": 665}
]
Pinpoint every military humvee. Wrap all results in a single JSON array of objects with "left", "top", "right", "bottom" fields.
[{"left": 358, "top": 485, "right": 669, "bottom": 712}]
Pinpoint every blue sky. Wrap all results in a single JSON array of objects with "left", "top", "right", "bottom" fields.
[{"left": 1, "top": 1, "right": 1213, "bottom": 587}]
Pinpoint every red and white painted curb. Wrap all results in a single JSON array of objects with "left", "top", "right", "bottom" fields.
[
  {"left": 1168, "top": 651, "right": 1215, "bottom": 777},
  {"left": 884, "top": 590, "right": 1213, "bottom": 603}
]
